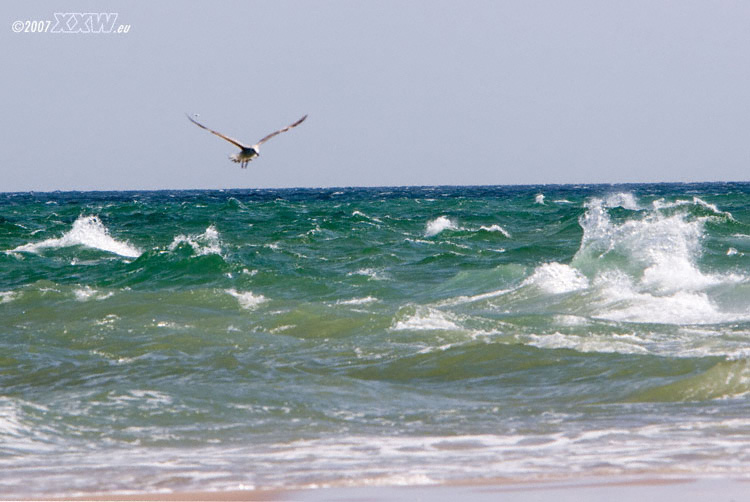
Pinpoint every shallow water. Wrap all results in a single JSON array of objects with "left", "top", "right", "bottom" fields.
[{"left": 2, "top": 184, "right": 750, "bottom": 496}]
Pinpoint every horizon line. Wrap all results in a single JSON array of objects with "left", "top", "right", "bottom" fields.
[{"left": 3, "top": 180, "right": 750, "bottom": 196}]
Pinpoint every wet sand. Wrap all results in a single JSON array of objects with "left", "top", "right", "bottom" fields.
[{"left": 44, "top": 476, "right": 749, "bottom": 502}]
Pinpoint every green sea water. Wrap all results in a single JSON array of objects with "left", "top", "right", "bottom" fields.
[{"left": 2, "top": 184, "right": 750, "bottom": 496}]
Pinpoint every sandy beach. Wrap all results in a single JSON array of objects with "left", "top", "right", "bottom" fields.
[{"left": 43, "top": 476, "right": 748, "bottom": 502}]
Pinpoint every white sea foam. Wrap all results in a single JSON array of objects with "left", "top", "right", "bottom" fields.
[
  {"left": 587, "top": 269, "right": 744, "bottom": 325},
  {"left": 169, "top": 225, "right": 222, "bottom": 256},
  {"left": 478, "top": 224, "right": 511, "bottom": 237},
  {"left": 653, "top": 196, "right": 735, "bottom": 219},
  {"left": 603, "top": 192, "right": 640, "bottom": 210},
  {"left": 348, "top": 268, "right": 389, "bottom": 281},
  {"left": 404, "top": 237, "right": 435, "bottom": 245},
  {"left": 352, "top": 210, "right": 383, "bottom": 223},
  {"left": 596, "top": 288, "right": 731, "bottom": 325},
  {"left": 489, "top": 194, "right": 750, "bottom": 327},
  {"left": 0, "top": 397, "right": 56, "bottom": 454},
  {"left": 572, "top": 196, "right": 748, "bottom": 324},
  {"left": 0, "top": 291, "right": 16, "bottom": 304},
  {"left": 535, "top": 193, "right": 545, "bottom": 205},
  {"left": 525, "top": 332, "right": 650, "bottom": 355},
  {"left": 7, "top": 427, "right": 750, "bottom": 496},
  {"left": 336, "top": 296, "right": 378, "bottom": 306},
  {"left": 8, "top": 215, "right": 141, "bottom": 258},
  {"left": 226, "top": 289, "right": 266, "bottom": 310},
  {"left": 578, "top": 198, "right": 722, "bottom": 290},
  {"left": 73, "top": 286, "right": 114, "bottom": 302},
  {"left": 222, "top": 427, "right": 750, "bottom": 490},
  {"left": 392, "top": 306, "right": 462, "bottom": 331},
  {"left": 523, "top": 262, "right": 589, "bottom": 294},
  {"left": 270, "top": 324, "right": 296, "bottom": 333},
  {"left": 425, "top": 216, "right": 458, "bottom": 237},
  {"left": 154, "top": 320, "right": 191, "bottom": 329},
  {"left": 108, "top": 390, "right": 173, "bottom": 410},
  {"left": 445, "top": 288, "right": 515, "bottom": 307}
]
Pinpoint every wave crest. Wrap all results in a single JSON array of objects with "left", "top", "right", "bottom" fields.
[
  {"left": 425, "top": 216, "right": 459, "bottom": 237},
  {"left": 508, "top": 194, "right": 748, "bottom": 326},
  {"left": 169, "top": 225, "right": 223, "bottom": 256},
  {"left": 8, "top": 215, "right": 141, "bottom": 258}
]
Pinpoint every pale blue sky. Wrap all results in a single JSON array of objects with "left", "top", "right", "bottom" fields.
[{"left": 2, "top": 1, "right": 749, "bottom": 191}]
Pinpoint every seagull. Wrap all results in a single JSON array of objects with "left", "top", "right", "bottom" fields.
[{"left": 186, "top": 113, "right": 307, "bottom": 168}]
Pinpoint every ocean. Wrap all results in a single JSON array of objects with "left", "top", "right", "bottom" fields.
[{"left": 2, "top": 183, "right": 750, "bottom": 496}]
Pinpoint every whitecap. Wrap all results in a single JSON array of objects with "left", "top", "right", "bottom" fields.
[
  {"left": 73, "top": 286, "right": 114, "bottom": 302},
  {"left": 425, "top": 216, "right": 458, "bottom": 237},
  {"left": 0, "top": 291, "right": 16, "bottom": 304},
  {"left": 438, "top": 287, "right": 514, "bottom": 306},
  {"left": 571, "top": 197, "right": 749, "bottom": 324},
  {"left": 169, "top": 225, "right": 222, "bottom": 256},
  {"left": 522, "top": 262, "right": 589, "bottom": 294},
  {"left": 155, "top": 320, "right": 187, "bottom": 329},
  {"left": 336, "top": 296, "right": 378, "bottom": 305},
  {"left": 652, "top": 196, "right": 735, "bottom": 220},
  {"left": 392, "top": 306, "right": 462, "bottom": 331},
  {"left": 270, "top": 324, "right": 296, "bottom": 333},
  {"left": 352, "top": 210, "right": 383, "bottom": 223},
  {"left": 535, "top": 193, "right": 545, "bottom": 205},
  {"left": 594, "top": 288, "right": 733, "bottom": 325},
  {"left": 586, "top": 269, "right": 748, "bottom": 325},
  {"left": 478, "top": 224, "right": 511, "bottom": 238},
  {"left": 525, "top": 332, "right": 649, "bottom": 355},
  {"left": 8, "top": 215, "right": 141, "bottom": 258},
  {"left": 579, "top": 197, "right": 739, "bottom": 293},
  {"left": 404, "top": 237, "right": 435, "bottom": 245},
  {"left": 603, "top": 192, "right": 639, "bottom": 210},
  {"left": 348, "top": 268, "right": 389, "bottom": 281},
  {"left": 226, "top": 289, "right": 266, "bottom": 310}
]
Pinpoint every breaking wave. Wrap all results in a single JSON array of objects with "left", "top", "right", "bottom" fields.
[
  {"left": 392, "top": 306, "right": 463, "bottom": 331},
  {"left": 569, "top": 194, "right": 746, "bottom": 324},
  {"left": 427, "top": 193, "right": 750, "bottom": 348},
  {"left": 169, "top": 225, "right": 223, "bottom": 256},
  {"left": 478, "top": 224, "right": 511, "bottom": 238},
  {"left": 602, "top": 192, "right": 640, "bottom": 210},
  {"left": 425, "top": 216, "right": 458, "bottom": 237},
  {"left": 8, "top": 215, "right": 141, "bottom": 258},
  {"left": 426, "top": 217, "right": 511, "bottom": 238},
  {"left": 522, "top": 262, "right": 589, "bottom": 294}
]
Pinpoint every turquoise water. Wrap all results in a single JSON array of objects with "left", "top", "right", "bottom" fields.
[{"left": 2, "top": 184, "right": 750, "bottom": 496}]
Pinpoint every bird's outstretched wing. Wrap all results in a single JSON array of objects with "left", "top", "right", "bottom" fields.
[
  {"left": 186, "top": 114, "right": 248, "bottom": 149},
  {"left": 256, "top": 115, "right": 308, "bottom": 146}
]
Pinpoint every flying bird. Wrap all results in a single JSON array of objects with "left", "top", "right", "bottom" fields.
[{"left": 186, "top": 113, "right": 307, "bottom": 168}]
